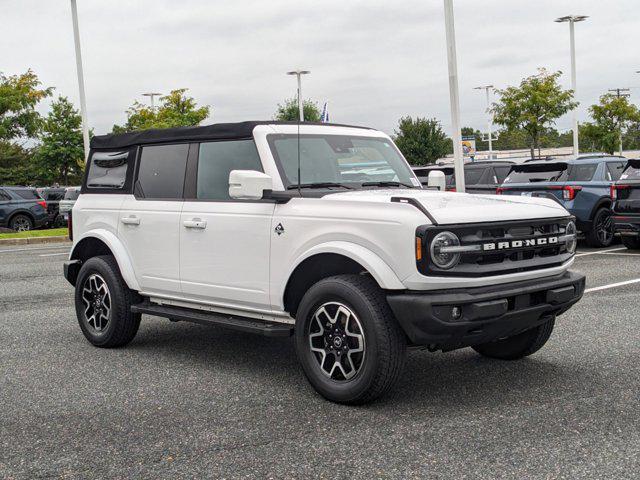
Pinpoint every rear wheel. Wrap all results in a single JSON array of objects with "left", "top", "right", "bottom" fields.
[
  {"left": 621, "top": 235, "right": 640, "bottom": 250},
  {"left": 9, "top": 214, "right": 33, "bottom": 232},
  {"left": 585, "top": 207, "right": 614, "bottom": 248},
  {"left": 472, "top": 317, "right": 555, "bottom": 360},
  {"left": 75, "top": 255, "right": 141, "bottom": 348},
  {"left": 295, "top": 274, "right": 406, "bottom": 405}
]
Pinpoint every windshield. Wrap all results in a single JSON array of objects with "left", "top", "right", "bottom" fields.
[
  {"left": 267, "top": 134, "right": 418, "bottom": 189},
  {"left": 503, "top": 164, "right": 568, "bottom": 184}
]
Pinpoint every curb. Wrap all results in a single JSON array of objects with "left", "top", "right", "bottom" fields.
[{"left": 0, "top": 236, "right": 71, "bottom": 246}]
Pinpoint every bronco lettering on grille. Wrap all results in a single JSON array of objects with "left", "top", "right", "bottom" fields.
[{"left": 482, "top": 236, "right": 558, "bottom": 251}]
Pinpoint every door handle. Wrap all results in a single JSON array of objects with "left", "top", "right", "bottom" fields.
[
  {"left": 183, "top": 219, "right": 207, "bottom": 229},
  {"left": 121, "top": 216, "right": 140, "bottom": 225}
]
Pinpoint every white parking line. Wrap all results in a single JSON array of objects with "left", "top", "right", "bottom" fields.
[
  {"left": 39, "top": 252, "right": 69, "bottom": 257},
  {"left": 585, "top": 278, "right": 640, "bottom": 294},
  {"left": 575, "top": 247, "right": 627, "bottom": 257},
  {"left": 599, "top": 252, "right": 640, "bottom": 256},
  {"left": 0, "top": 245, "right": 71, "bottom": 254}
]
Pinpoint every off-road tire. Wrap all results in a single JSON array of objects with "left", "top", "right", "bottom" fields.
[
  {"left": 472, "top": 317, "right": 555, "bottom": 360},
  {"left": 9, "top": 214, "right": 34, "bottom": 232},
  {"left": 75, "top": 255, "right": 141, "bottom": 348},
  {"left": 585, "top": 207, "right": 614, "bottom": 248},
  {"left": 621, "top": 236, "right": 640, "bottom": 250},
  {"left": 295, "top": 274, "right": 406, "bottom": 405}
]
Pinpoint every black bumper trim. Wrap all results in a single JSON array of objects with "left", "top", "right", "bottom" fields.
[{"left": 386, "top": 271, "right": 585, "bottom": 350}]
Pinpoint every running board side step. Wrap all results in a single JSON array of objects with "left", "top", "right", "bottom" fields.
[{"left": 131, "top": 302, "right": 293, "bottom": 337}]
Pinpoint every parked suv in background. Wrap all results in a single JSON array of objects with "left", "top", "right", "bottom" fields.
[
  {"left": 612, "top": 159, "right": 640, "bottom": 250},
  {"left": 498, "top": 155, "right": 627, "bottom": 248},
  {"left": 413, "top": 161, "right": 514, "bottom": 194},
  {"left": 59, "top": 186, "right": 81, "bottom": 222},
  {"left": 0, "top": 186, "right": 48, "bottom": 231},
  {"left": 37, "top": 187, "right": 67, "bottom": 227},
  {"left": 64, "top": 121, "right": 584, "bottom": 404}
]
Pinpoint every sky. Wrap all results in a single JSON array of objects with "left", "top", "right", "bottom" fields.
[{"left": 3, "top": 0, "right": 640, "bottom": 137}]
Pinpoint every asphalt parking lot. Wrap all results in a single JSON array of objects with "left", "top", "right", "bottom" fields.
[{"left": 1, "top": 243, "right": 638, "bottom": 479}]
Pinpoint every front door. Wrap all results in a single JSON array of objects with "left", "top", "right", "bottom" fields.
[
  {"left": 118, "top": 143, "right": 189, "bottom": 295},
  {"left": 180, "top": 139, "right": 274, "bottom": 312}
]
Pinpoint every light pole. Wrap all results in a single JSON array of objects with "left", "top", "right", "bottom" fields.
[
  {"left": 286, "top": 70, "right": 310, "bottom": 122},
  {"left": 474, "top": 85, "right": 494, "bottom": 159},
  {"left": 142, "top": 92, "right": 163, "bottom": 110},
  {"left": 555, "top": 14, "right": 588, "bottom": 158},
  {"left": 70, "top": 0, "right": 90, "bottom": 161},
  {"left": 443, "top": 0, "right": 465, "bottom": 192}
]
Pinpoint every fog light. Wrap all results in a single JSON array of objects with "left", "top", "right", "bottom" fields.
[{"left": 451, "top": 306, "right": 462, "bottom": 320}]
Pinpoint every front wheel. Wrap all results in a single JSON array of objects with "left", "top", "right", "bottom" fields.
[
  {"left": 585, "top": 208, "right": 614, "bottom": 248},
  {"left": 621, "top": 235, "right": 640, "bottom": 250},
  {"left": 295, "top": 275, "right": 406, "bottom": 405},
  {"left": 75, "top": 255, "right": 141, "bottom": 348},
  {"left": 472, "top": 317, "right": 555, "bottom": 360}
]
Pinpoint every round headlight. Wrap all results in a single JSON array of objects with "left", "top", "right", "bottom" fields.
[
  {"left": 430, "top": 231, "right": 461, "bottom": 269},
  {"left": 565, "top": 221, "right": 577, "bottom": 253}
]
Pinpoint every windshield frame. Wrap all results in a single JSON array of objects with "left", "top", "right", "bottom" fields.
[{"left": 266, "top": 133, "right": 420, "bottom": 190}]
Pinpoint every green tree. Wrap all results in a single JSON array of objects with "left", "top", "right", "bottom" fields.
[
  {"left": 0, "top": 141, "right": 38, "bottom": 185},
  {"left": 393, "top": 116, "right": 450, "bottom": 165},
  {"left": 0, "top": 70, "right": 52, "bottom": 141},
  {"left": 113, "top": 89, "right": 210, "bottom": 133},
  {"left": 580, "top": 93, "right": 640, "bottom": 154},
  {"left": 274, "top": 98, "right": 321, "bottom": 122},
  {"left": 37, "top": 96, "right": 85, "bottom": 185},
  {"left": 492, "top": 69, "right": 578, "bottom": 158}
]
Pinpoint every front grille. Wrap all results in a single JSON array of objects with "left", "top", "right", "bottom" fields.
[{"left": 416, "top": 217, "right": 574, "bottom": 277}]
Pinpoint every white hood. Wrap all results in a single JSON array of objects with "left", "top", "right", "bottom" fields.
[{"left": 323, "top": 189, "right": 569, "bottom": 225}]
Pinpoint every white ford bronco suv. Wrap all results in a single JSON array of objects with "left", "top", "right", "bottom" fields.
[{"left": 64, "top": 121, "right": 585, "bottom": 404}]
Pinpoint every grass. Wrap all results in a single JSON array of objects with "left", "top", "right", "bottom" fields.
[{"left": 0, "top": 227, "right": 68, "bottom": 239}]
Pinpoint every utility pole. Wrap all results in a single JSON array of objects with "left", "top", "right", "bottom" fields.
[
  {"left": 142, "top": 92, "right": 163, "bottom": 110},
  {"left": 443, "top": 0, "right": 465, "bottom": 193},
  {"left": 286, "top": 70, "right": 311, "bottom": 122},
  {"left": 474, "top": 85, "right": 494, "bottom": 159},
  {"left": 70, "top": 0, "right": 90, "bottom": 161},
  {"left": 608, "top": 88, "right": 631, "bottom": 155},
  {"left": 555, "top": 15, "right": 588, "bottom": 157}
]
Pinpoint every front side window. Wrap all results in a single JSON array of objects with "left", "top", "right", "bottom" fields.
[
  {"left": 136, "top": 144, "right": 189, "bottom": 199},
  {"left": 267, "top": 134, "right": 417, "bottom": 188},
  {"left": 197, "top": 140, "right": 263, "bottom": 200},
  {"left": 568, "top": 163, "right": 597, "bottom": 182},
  {"left": 87, "top": 151, "right": 130, "bottom": 189}
]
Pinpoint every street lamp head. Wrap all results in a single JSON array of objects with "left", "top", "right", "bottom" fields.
[
  {"left": 555, "top": 15, "right": 588, "bottom": 23},
  {"left": 473, "top": 85, "right": 494, "bottom": 90},
  {"left": 286, "top": 70, "right": 311, "bottom": 76},
  {"left": 142, "top": 92, "right": 162, "bottom": 97}
]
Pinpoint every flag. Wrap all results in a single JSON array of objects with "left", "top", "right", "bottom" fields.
[{"left": 320, "top": 102, "right": 329, "bottom": 123}]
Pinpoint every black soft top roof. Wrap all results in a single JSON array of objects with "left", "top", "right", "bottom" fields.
[{"left": 90, "top": 121, "right": 373, "bottom": 150}]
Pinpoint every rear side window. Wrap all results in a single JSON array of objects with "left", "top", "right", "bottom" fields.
[
  {"left": 15, "top": 189, "right": 40, "bottom": 200},
  {"left": 87, "top": 151, "right": 130, "bottom": 189},
  {"left": 197, "top": 140, "right": 263, "bottom": 200},
  {"left": 568, "top": 163, "right": 597, "bottom": 182},
  {"left": 0, "top": 189, "right": 10, "bottom": 201},
  {"left": 136, "top": 144, "right": 189, "bottom": 199},
  {"left": 606, "top": 162, "right": 625, "bottom": 181}
]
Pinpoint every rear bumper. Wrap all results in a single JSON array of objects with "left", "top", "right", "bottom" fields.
[
  {"left": 613, "top": 215, "right": 640, "bottom": 236},
  {"left": 386, "top": 271, "right": 585, "bottom": 350}
]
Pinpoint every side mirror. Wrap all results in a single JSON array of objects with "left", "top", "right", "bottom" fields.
[
  {"left": 229, "top": 170, "right": 273, "bottom": 200},
  {"left": 427, "top": 170, "right": 446, "bottom": 191}
]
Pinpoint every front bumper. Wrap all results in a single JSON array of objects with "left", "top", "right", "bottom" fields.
[
  {"left": 613, "top": 215, "right": 640, "bottom": 236},
  {"left": 387, "top": 271, "right": 585, "bottom": 350}
]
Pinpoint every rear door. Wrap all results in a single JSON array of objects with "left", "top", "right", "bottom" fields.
[
  {"left": 118, "top": 143, "right": 188, "bottom": 295},
  {"left": 179, "top": 139, "right": 274, "bottom": 311}
]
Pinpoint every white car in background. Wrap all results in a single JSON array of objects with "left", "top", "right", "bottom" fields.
[{"left": 58, "top": 186, "right": 80, "bottom": 221}]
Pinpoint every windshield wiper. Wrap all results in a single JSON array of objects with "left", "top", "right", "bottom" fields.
[
  {"left": 287, "top": 182, "right": 354, "bottom": 190},
  {"left": 361, "top": 181, "right": 415, "bottom": 188}
]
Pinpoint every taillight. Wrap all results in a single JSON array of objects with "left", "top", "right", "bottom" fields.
[
  {"left": 38, "top": 200, "right": 47, "bottom": 209},
  {"left": 67, "top": 211, "right": 73, "bottom": 241},
  {"left": 496, "top": 187, "right": 504, "bottom": 195},
  {"left": 446, "top": 187, "right": 457, "bottom": 192},
  {"left": 611, "top": 184, "right": 629, "bottom": 200},
  {"left": 562, "top": 185, "right": 582, "bottom": 201}
]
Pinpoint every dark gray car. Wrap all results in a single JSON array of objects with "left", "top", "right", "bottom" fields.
[{"left": 0, "top": 186, "right": 48, "bottom": 231}]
